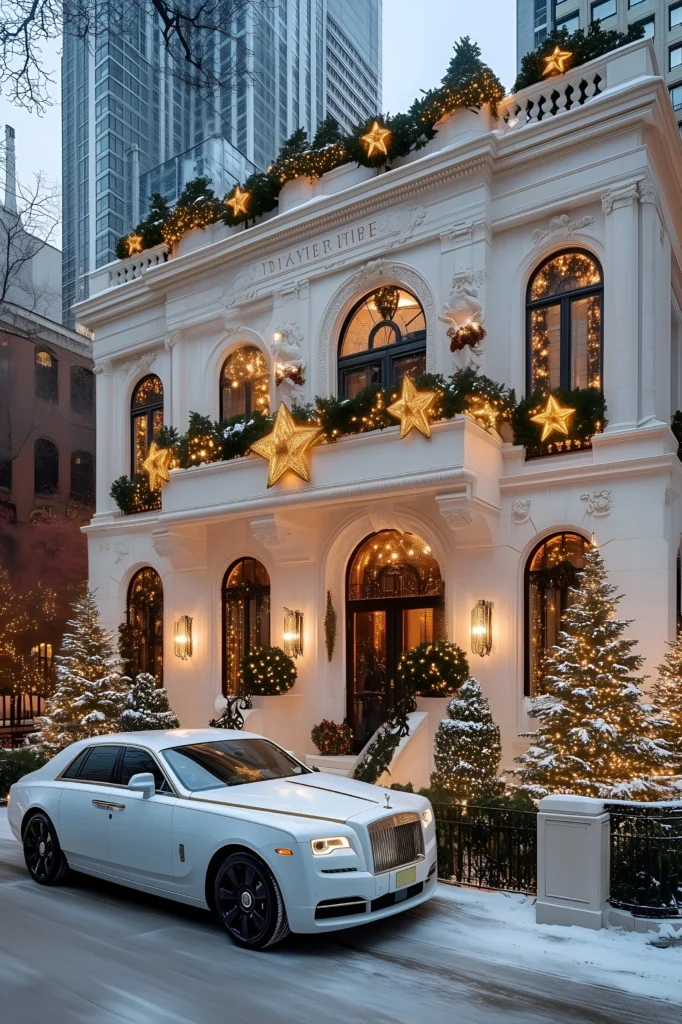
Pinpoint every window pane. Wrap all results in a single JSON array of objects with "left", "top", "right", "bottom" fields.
[
  {"left": 132, "top": 374, "right": 163, "bottom": 408},
  {"left": 402, "top": 607, "right": 434, "bottom": 651},
  {"left": 78, "top": 745, "right": 121, "bottom": 782},
  {"left": 133, "top": 414, "right": 148, "bottom": 475},
  {"left": 120, "top": 747, "right": 168, "bottom": 791},
  {"left": 220, "top": 347, "right": 270, "bottom": 419},
  {"left": 636, "top": 17, "right": 654, "bottom": 39},
  {"left": 340, "top": 289, "right": 425, "bottom": 357},
  {"left": 344, "top": 365, "right": 380, "bottom": 399},
  {"left": 530, "top": 304, "right": 561, "bottom": 392},
  {"left": 393, "top": 353, "right": 426, "bottom": 388},
  {"left": 671, "top": 46, "right": 682, "bottom": 71},
  {"left": 34, "top": 350, "right": 58, "bottom": 403},
  {"left": 223, "top": 559, "right": 270, "bottom": 696},
  {"left": 34, "top": 438, "right": 59, "bottom": 494},
  {"left": 127, "top": 568, "right": 164, "bottom": 683},
  {"left": 61, "top": 749, "right": 90, "bottom": 779},
  {"left": 671, "top": 85, "right": 682, "bottom": 111},
  {"left": 672, "top": 4, "right": 682, "bottom": 30},
  {"left": 162, "top": 739, "right": 307, "bottom": 791},
  {"left": 571, "top": 295, "right": 601, "bottom": 389},
  {"left": 70, "top": 367, "right": 94, "bottom": 415},
  {"left": 557, "top": 13, "right": 579, "bottom": 33},
  {"left": 591, "top": 0, "right": 616, "bottom": 20},
  {"left": 530, "top": 253, "right": 601, "bottom": 300}
]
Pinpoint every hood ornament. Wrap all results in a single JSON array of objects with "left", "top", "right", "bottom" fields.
[{"left": 384, "top": 791, "right": 392, "bottom": 809}]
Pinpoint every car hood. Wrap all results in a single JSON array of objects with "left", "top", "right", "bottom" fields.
[{"left": 187, "top": 772, "right": 413, "bottom": 825}]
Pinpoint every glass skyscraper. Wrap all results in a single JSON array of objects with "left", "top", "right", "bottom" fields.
[{"left": 62, "top": 0, "right": 382, "bottom": 326}]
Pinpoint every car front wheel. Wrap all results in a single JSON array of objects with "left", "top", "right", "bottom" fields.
[
  {"left": 214, "top": 851, "right": 290, "bottom": 950},
  {"left": 22, "top": 812, "right": 70, "bottom": 885}
]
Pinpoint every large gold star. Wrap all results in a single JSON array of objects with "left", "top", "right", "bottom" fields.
[
  {"left": 250, "top": 403, "right": 323, "bottom": 487},
  {"left": 361, "top": 120, "right": 391, "bottom": 158},
  {"left": 387, "top": 375, "right": 439, "bottom": 439},
  {"left": 126, "top": 234, "right": 144, "bottom": 256},
  {"left": 530, "top": 394, "right": 576, "bottom": 442},
  {"left": 227, "top": 185, "right": 250, "bottom": 217},
  {"left": 142, "top": 442, "right": 173, "bottom": 490},
  {"left": 543, "top": 46, "right": 572, "bottom": 77}
]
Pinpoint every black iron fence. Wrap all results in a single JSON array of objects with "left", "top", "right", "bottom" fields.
[
  {"left": 608, "top": 804, "right": 682, "bottom": 919},
  {"left": 433, "top": 803, "right": 537, "bottom": 894}
]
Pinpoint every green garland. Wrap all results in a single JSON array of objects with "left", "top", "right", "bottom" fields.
[
  {"left": 240, "top": 645, "right": 297, "bottom": 696},
  {"left": 117, "top": 37, "right": 505, "bottom": 256},
  {"left": 311, "top": 719, "right": 354, "bottom": 756},
  {"left": 398, "top": 641, "right": 470, "bottom": 699},
  {"left": 512, "top": 386, "right": 606, "bottom": 457},
  {"left": 513, "top": 22, "right": 644, "bottom": 93},
  {"left": 353, "top": 721, "right": 405, "bottom": 785}
]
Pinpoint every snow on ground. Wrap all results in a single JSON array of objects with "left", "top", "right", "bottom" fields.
[
  {"left": 1, "top": 806, "right": 679, "bottom": 1004},
  {"left": 419, "top": 884, "right": 682, "bottom": 1003}
]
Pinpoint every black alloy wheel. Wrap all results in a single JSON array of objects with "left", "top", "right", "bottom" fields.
[
  {"left": 22, "top": 812, "right": 69, "bottom": 885},
  {"left": 214, "top": 852, "right": 290, "bottom": 950}
]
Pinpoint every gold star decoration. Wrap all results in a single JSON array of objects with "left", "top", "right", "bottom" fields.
[
  {"left": 361, "top": 120, "right": 391, "bottom": 158},
  {"left": 227, "top": 185, "right": 250, "bottom": 217},
  {"left": 543, "top": 46, "right": 572, "bottom": 77},
  {"left": 250, "top": 402, "right": 323, "bottom": 487},
  {"left": 142, "top": 442, "right": 173, "bottom": 490},
  {"left": 530, "top": 394, "right": 576, "bottom": 442},
  {"left": 126, "top": 234, "right": 144, "bottom": 256},
  {"left": 387, "top": 375, "right": 439, "bottom": 439}
]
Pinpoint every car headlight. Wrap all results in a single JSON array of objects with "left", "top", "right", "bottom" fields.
[
  {"left": 421, "top": 808, "right": 433, "bottom": 828},
  {"left": 310, "top": 836, "right": 351, "bottom": 856}
]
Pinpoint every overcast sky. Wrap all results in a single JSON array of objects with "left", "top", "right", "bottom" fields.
[{"left": 0, "top": 1, "right": 516, "bottom": 248}]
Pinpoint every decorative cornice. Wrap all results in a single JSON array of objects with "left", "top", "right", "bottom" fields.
[
  {"left": 601, "top": 182, "right": 640, "bottom": 215},
  {"left": 116, "top": 349, "right": 157, "bottom": 382}
]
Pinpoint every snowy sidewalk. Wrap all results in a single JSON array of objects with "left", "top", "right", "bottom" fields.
[{"left": 0, "top": 806, "right": 14, "bottom": 840}]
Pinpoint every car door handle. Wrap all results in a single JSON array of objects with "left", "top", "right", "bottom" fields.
[
  {"left": 92, "top": 799, "right": 125, "bottom": 811},
  {"left": 107, "top": 802, "right": 125, "bottom": 811},
  {"left": 92, "top": 800, "right": 110, "bottom": 809}
]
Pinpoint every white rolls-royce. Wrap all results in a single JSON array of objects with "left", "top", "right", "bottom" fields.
[{"left": 8, "top": 729, "right": 437, "bottom": 949}]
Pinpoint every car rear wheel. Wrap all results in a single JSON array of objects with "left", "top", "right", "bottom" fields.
[
  {"left": 23, "top": 813, "right": 70, "bottom": 885},
  {"left": 214, "top": 852, "right": 290, "bottom": 950}
]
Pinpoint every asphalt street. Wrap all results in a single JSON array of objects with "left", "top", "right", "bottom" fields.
[{"left": 0, "top": 830, "right": 677, "bottom": 1024}]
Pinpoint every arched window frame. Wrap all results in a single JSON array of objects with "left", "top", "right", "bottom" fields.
[
  {"left": 70, "top": 450, "right": 95, "bottom": 503},
  {"left": 526, "top": 248, "right": 604, "bottom": 395},
  {"left": 34, "top": 437, "right": 59, "bottom": 494},
  {"left": 524, "top": 531, "right": 591, "bottom": 697},
  {"left": 126, "top": 567, "right": 164, "bottom": 683},
  {"left": 34, "top": 348, "right": 58, "bottom": 403},
  {"left": 70, "top": 365, "right": 95, "bottom": 416},
  {"left": 219, "top": 345, "right": 270, "bottom": 421},
  {"left": 130, "top": 374, "right": 164, "bottom": 477},
  {"left": 222, "top": 557, "right": 271, "bottom": 696},
  {"left": 337, "top": 287, "right": 427, "bottom": 399}
]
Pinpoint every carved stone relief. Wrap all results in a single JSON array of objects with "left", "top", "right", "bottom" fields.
[
  {"left": 532, "top": 213, "right": 595, "bottom": 246},
  {"left": 580, "top": 488, "right": 612, "bottom": 517}
]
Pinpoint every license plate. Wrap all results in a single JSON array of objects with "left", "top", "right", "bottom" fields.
[{"left": 395, "top": 865, "right": 417, "bottom": 888}]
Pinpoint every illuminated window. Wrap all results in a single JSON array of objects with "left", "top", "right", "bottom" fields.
[
  {"left": 34, "top": 438, "right": 59, "bottom": 494},
  {"left": 527, "top": 250, "right": 603, "bottom": 394},
  {"left": 31, "top": 642, "right": 53, "bottom": 680},
  {"left": 35, "top": 349, "right": 58, "bottom": 402},
  {"left": 127, "top": 567, "right": 164, "bottom": 683},
  {"left": 219, "top": 346, "right": 270, "bottom": 420},
  {"left": 525, "top": 533, "right": 591, "bottom": 696},
  {"left": 222, "top": 558, "right": 270, "bottom": 696},
  {"left": 130, "top": 374, "right": 163, "bottom": 476},
  {"left": 338, "top": 287, "right": 426, "bottom": 399}
]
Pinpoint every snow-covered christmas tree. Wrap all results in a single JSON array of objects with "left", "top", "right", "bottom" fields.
[
  {"left": 431, "top": 678, "right": 504, "bottom": 802},
  {"left": 652, "top": 636, "right": 682, "bottom": 772},
  {"left": 515, "top": 546, "right": 672, "bottom": 800},
  {"left": 38, "top": 588, "right": 128, "bottom": 754},
  {"left": 120, "top": 673, "right": 180, "bottom": 731}
]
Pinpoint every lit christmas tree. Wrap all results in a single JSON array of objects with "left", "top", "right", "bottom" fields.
[
  {"left": 38, "top": 588, "right": 128, "bottom": 754},
  {"left": 431, "top": 678, "right": 504, "bottom": 803},
  {"left": 120, "top": 673, "right": 180, "bottom": 731},
  {"left": 652, "top": 637, "right": 682, "bottom": 773},
  {"left": 515, "top": 547, "right": 672, "bottom": 800}
]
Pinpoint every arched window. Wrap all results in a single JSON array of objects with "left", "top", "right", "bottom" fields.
[
  {"left": 338, "top": 287, "right": 426, "bottom": 399},
  {"left": 220, "top": 346, "right": 270, "bottom": 420},
  {"left": 222, "top": 558, "right": 270, "bottom": 695},
  {"left": 527, "top": 250, "right": 603, "bottom": 394},
  {"left": 525, "top": 532, "right": 591, "bottom": 697},
  {"left": 127, "top": 567, "right": 164, "bottom": 682},
  {"left": 131, "top": 374, "right": 163, "bottom": 476},
  {"left": 70, "top": 366, "right": 95, "bottom": 415},
  {"left": 346, "top": 530, "right": 444, "bottom": 749},
  {"left": 35, "top": 349, "right": 58, "bottom": 403},
  {"left": 70, "top": 451, "right": 94, "bottom": 502},
  {"left": 34, "top": 438, "right": 58, "bottom": 494}
]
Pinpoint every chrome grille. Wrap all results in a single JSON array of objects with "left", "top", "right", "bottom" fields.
[{"left": 368, "top": 812, "right": 424, "bottom": 874}]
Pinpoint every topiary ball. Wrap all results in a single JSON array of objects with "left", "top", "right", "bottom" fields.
[
  {"left": 240, "top": 645, "right": 297, "bottom": 696},
  {"left": 397, "top": 640, "right": 469, "bottom": 698}
]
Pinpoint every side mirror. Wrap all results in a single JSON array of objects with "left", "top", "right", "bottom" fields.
[{"left": 127, "top": 772, "right": 156, "bottom": 799}]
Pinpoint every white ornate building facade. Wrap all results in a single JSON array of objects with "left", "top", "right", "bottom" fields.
[{"left": 77, "top": 40, "right": 682, "bottom": 783}]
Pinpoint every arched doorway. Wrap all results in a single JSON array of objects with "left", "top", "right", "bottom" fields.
[
  {"left": 346, "top": 530, "right": 444, "bottom": 749},
  {"left": 126, "top": 567, "right": 164, "bottom": 682},
  {"left": 222, "top": 557, "right": 271, "bottom": 696}
]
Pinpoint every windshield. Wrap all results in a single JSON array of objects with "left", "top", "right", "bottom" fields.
[{"left": 162, "top": 739, "right": 310, "bottom": 792}]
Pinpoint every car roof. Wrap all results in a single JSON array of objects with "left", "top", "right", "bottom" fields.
[{"left": 79, "top": 729, "right": 260, "bottom": 753}]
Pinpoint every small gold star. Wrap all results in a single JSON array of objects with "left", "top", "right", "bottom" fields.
[
  {"left": 227, "top": 185, "right": 250, "bottom": 217},
  {"left": 530, "top": 394, "right": 576, "bottom": 442},
  {"left": 543, "top": 46, "right": 572, "bottom": 77},
  {"left": 250, "top": 403, "right": 323, "bottom": 487},
  {"left": 387, "top": 375, "right": 439, "bottom": 439},
  {"left": 361, "top": 120, "right": 391, "bottom": 158},
  {"left": 127, "top": 234, "right": 144, "bottom": 256},
  {"left": 142, "top": 442, "right": 173, "bottom": 490}
]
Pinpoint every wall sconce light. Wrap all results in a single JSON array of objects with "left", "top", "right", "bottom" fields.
[
  {"left": 283, "top": 608, "right": 303, "bottom": 659},
  {"left": 471, "top": 600, "right": 493, "bottom": 657},
  {"left": 174, "top": 615, "right": 193, "bottom": 660}
]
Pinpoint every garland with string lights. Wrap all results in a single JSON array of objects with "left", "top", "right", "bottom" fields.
[
  {"left": 512, "top": 386, "right": 606, "bottom": 458},
  {"left": 513, "top": 21, "right": 645, "bottom": 93}
]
